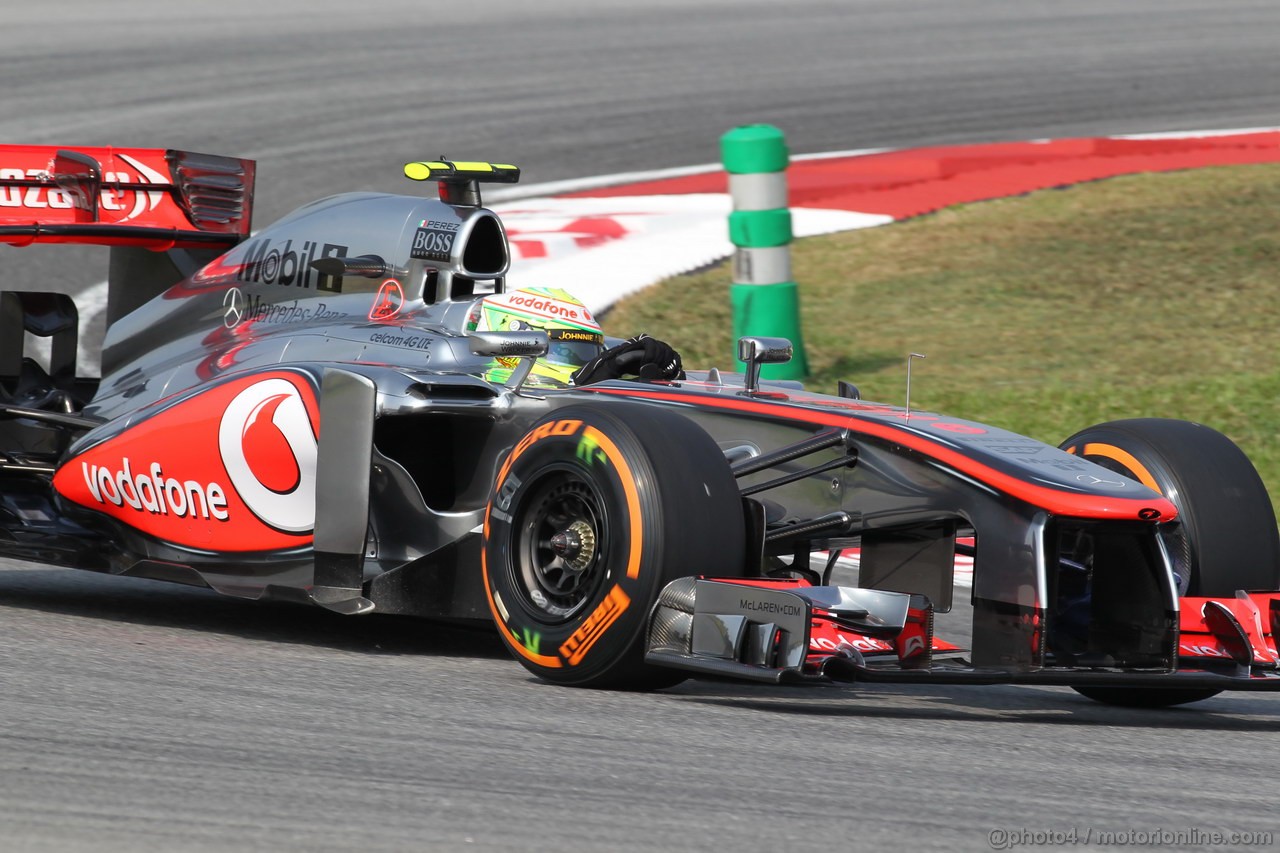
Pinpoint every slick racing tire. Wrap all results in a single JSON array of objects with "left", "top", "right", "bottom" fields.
[
  {"left": 1061, "top": 418, "right": 1280, "bottom": 597},
  {"left": 483, "top": 404, "right": 745, "bottom": 689},
  {"left": 1060, "top": 418, "right": 1280, "bottom": 708}
]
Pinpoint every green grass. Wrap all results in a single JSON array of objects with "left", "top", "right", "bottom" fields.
[{"left": 604, "top": 163, "right": 1280, "bottom": 514}]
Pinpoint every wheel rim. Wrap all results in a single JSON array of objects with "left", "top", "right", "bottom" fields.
[{"left": 514, "top": 471, "right": 609, "bottom": 623}]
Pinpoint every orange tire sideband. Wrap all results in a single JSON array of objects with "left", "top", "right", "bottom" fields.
[
  {"left": 482, "top": 415, "right": 645, "bottom": 669},
  {"left": 1076, "top": 442, "right": 1163, "bottom": 493}
]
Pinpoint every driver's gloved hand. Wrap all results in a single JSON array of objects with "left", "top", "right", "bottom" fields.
[{"left": 573, "top": 334, "right": 684, "bottom": 385}]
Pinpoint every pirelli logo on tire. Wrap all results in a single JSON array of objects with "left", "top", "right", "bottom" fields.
[
  {"left": 489, "top": 418, "right": 589, "bottom": 531},
  {"left": 560, "top": 584, "right": 631, "bottom": 666},
  {"left": 507, "top": 418, "right": 583, "bottom": 469}
]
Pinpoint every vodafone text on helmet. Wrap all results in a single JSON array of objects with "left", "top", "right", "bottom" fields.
[{"left": 505, "top": 294, "right": 585, "bottom": 320}]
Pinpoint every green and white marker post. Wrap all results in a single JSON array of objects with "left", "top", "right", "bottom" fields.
[{"left": 722, "top": 124, "right": 808, "bottom": 379}]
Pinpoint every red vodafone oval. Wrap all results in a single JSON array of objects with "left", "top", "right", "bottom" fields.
[
  {"left": 217, "top": 377, "right": 318, "bottom": 534},
  {"left": 53, "top": 371, "right": 320, "bottom": 552},
  {"left": 241, "top": 394, "right": 302, "bottom": 493}
]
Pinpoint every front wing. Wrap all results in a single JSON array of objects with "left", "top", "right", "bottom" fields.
[{"left": 646, "top": 577, "right": 1280, "bottom": 692}]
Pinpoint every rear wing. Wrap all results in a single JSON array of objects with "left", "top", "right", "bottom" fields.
[
  {"left": 0, "top": 145, "right": 254, "bottom": 248},
  {"left": 1, "top": 145, "right": 256, "bottom": 333}
]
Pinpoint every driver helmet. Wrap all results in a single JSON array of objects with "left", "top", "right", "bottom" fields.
[{"left": 466, "top": 286, "right": 604, "bottom": 387}]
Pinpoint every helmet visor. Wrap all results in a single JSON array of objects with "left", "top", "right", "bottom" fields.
[{"left": 545, "top": 328, "right": 604, "bottom": 367}]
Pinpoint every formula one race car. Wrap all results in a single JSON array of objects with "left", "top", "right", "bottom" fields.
[{"left": 3, "top": 145, "right": 1279, "bottom": 708}]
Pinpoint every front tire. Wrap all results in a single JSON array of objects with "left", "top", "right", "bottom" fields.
[
  {"left": 1060, "top": 418, "right": 1280, "bottom": 708},
  {"left": 1060, "top": 418, "right": 1279, "bottom": 596},
  {"left": 483, "top": 404, "right": 745, "bottom": 688}
]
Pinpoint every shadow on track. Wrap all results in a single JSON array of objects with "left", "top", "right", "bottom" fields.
[
  {"left": 659, "top": 682, "right": 1280, "bottom": 732},
  {"left": 0, "top": 564, "right": 508, "bottom": 660},
  {"left": 6, "top": 564, "right": 1276, "bottom": 731}
]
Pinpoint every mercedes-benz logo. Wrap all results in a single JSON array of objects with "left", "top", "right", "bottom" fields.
[
  {"left": 223, "top": 287, "right": 244, "bottom": 329},
  {"left": 1076, "top": 473, "right": 1126, "bottom": 487}
]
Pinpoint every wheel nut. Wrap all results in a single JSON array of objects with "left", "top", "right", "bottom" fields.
[
  {"left": 551, "top": 529, "right": 581, "bottom": 558},
  {"left": 553, "top": 520, "right": 597, "bottom": 571}
]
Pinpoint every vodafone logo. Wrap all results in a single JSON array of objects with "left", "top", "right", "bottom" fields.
[
  {"left": 933, "top": 423, "right": 987, "bottom": 435},
  {"left": 80, "top": 458, "right": 229, "bottom": 521},
  {"left": 0, "top": 153, "right": 164, "bottom": 222},
  {"left": 218, "top": 378, "right": 318, "bottom": 533},
  {"left": 54, "top": 370, "right": 321, "bottom": 552},
  {"left": 809, "top": 633, "right": 894, "bottom": 653},
  {"left": 1180, "top": 643, "right": 1230, "bottom": 659},
  {"left": 901, "top": 635, "right": 926, "bottom": 656},
  {"left": 505, "top": 294, "right": 583, "bottom": 320},
  {"left": 114, "top": 153, "right": 167, "bottom": 223}
]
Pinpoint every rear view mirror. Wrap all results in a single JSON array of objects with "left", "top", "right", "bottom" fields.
[
  {"left": 737, "top": 336, "right": 793, "bottom": 394},
  {"left": 468, "top": 331, "right": 549, "bottom": 392},
  {"left": 467, "top": 331, "right": 549, "bottom": 359}
]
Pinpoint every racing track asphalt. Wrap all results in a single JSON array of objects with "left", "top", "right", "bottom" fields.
[{"left": 3, "top": 2, "right": 1280, "bottom": 850}]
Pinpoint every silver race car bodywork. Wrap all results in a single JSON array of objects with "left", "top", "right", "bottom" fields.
[{"left": 2, "top": 145, "right": 1277, "bottom": 704}]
